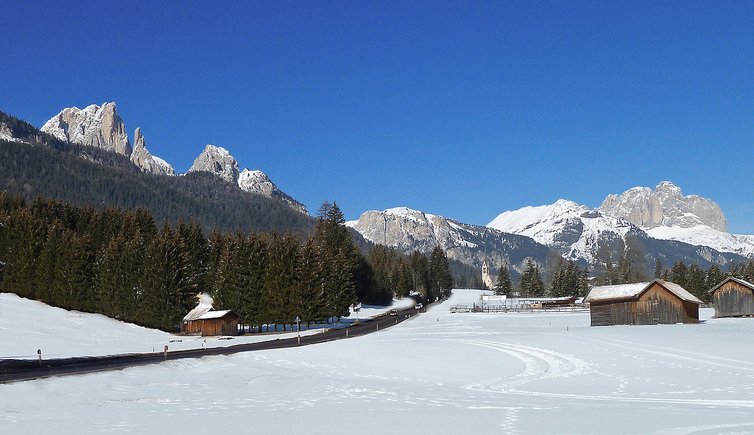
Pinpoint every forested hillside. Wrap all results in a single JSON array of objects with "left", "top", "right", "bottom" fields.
[{"left": 0, "top": 196, "right": 454, "bottom": 331}]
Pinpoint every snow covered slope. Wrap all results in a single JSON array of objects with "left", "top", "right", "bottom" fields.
[
  {"left": 487, "top": 199, "right": 638, "bottom": 262},
  {"left": 4, "top": 288, "right": 754, "bottom": 434}
]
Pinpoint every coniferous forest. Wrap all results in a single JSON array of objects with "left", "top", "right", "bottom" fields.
[{"left": 0, "top": 194, "right": 453, "bottom": 332}]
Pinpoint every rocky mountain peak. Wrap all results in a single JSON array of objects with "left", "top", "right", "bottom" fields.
[
  {"left": 188, "top": 145, "right": 240, "bottom": 184},
  {"left": 130, "top": 128, "right": 175, "bottom": 176},
  {"left": 599, "top": 181, "right": 727, "bottom": 232},
  {"left": 238, "top": 168, "right": 308, "bottom": 214},
  {"left": 41, "top": 102, "right": 132, "bottom": 157}
]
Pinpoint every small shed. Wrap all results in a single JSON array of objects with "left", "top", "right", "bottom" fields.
[
  {"left": 181, "top": 303, "right": 212, "bottom": 334},
  {"left": 710, "top": 277, "right": 754, "bottom": 318},
  {"left": 195, "top": 310, "right": 241, "bottom": 336},
  {"left": 584, "top": 279, "right": 701, "bottom": 326}
]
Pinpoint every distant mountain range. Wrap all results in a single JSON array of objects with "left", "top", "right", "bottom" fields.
[
  {"left": 349, "top": 182, "right": 751, "bottom": 277},
  {"left": 2, "top": 102, "right": 752, "bottom": 279},
  {"left": 40, "top": 102, "right": 306, "bottom": 213}
]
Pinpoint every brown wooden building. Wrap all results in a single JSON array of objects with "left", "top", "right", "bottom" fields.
[
  {"left": 182, "top": 305, "right": 240, "bottom": 336},
  {"left": 585, "top": 279, "right": 701, "bottom": 326},
  {"left": 710, "top": 277, "right": 754, "bottom": 318}
]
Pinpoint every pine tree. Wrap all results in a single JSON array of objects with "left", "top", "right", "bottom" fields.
[
  {"left": 519, "top": 258, "right": 545, "bottom": 297},
  {"left": 429, "top": 246, "right": 453, "bottom": 300},
  {"left": 495, "top": 264, "right": 513, "bottom": 296}
]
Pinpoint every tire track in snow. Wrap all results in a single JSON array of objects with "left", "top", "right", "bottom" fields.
[
  {"left": 454, "top": 339, "right": 590, "bottom": 390},
  {"left": 455, "top": 339, "right": 754, "bottom": 410}
]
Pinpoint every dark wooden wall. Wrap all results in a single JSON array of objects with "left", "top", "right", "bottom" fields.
[
  {"left": 713, "top": 282, "right": 754, "bottom": 317},
  {"left": 200, "top": 318, "right": 239, "bottom": 336},
  {"left": 589, "top": 283, "right": 699, "bottom": 326}
]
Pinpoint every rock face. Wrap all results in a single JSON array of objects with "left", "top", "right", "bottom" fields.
[
  {"left": 346, "top": 207, "right": 553, "bottom": 275},
  {"left": 188, "top": 145, "right": 240, "bottom": 184},
  {"left": 600, "top": 181, "right": 727, "bottom": 232},
  {"left": 238, "top": 169, "right": 307, "bottom": 214},
  {"left": 42, "top": 102, "right": 132, "bottom": 157},
  {"left": 188, "top": 146, "right": 307, "bottom": 214},
  {"left": 0, "top": 123, "right": 23, "bottom": 143},
  {"left": 130, "top": 128, "right": 175, "bottom": 175},
  {"left": 41, "top": 102, "right": 174, "bottom": 175}
]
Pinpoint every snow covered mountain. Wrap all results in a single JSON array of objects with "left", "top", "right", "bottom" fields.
[
  {"left": 238, "top": 169, "right": 307, "bottom": 214},
  {"left": 188, "top": 145, "right": 307, "bottom": 214},
  {"left": 41, "top": 102, "right": 173, "bottom": 175},
  {"left": 487, "top": 182, "right": 751, "bottom": 269},
  {"left": 600, "top": 182, "right": 754, "bottom": 258},
  {"left": 600, "top": 181, "right": 727, "bottom": 231},
  {"left": 188, "top": 144, "right": 240, "bottom": 184},
  {"left": 487, "top": 200, "right": 638, "bottom": 263},
  {"left": 346, "top": 207, "right": 552, "bottom": 275}
]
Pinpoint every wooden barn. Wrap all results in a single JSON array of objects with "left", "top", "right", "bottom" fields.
[
  {"left": 584, "top": 279, "right": 701, "bottom": 326},
  {"left": 182, "top": 303, "right": 240, "bottom": 336},
  {"left": 194, "top": 310, "right": 241, "bottom": 336},
  {"left": 710, "top": 277, "right": 754, "bottom": 318}
]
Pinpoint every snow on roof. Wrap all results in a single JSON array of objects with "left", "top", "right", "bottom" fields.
[
  {"left": 197, "top": 310, "right": 237, "bottom": 320},
  {"left": 585, "top": 280, "right": 701, "bottom": 304},
  {"left": 182, "top": 305, "right": 212, "bottom": 322},
  {"left": 709, "top": 276, "right": 754, "bottom": 294}
]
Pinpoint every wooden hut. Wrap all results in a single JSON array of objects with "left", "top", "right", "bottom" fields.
[
  {"left": 181, "top": 303, "right": 212, "bottom": 334},
  {"left": 710, "top": 277, "right": 754, "bottom": 318},
  {"left": 182, "top": 298, "right": 241, "bottom": 336},
  {"left": 194, "top": 310, "right": 241, "bottom": 336},
  {"left": 584, "top": 279, "right": 701, "bottom": 326}
]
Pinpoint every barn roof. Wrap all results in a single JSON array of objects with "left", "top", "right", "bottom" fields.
[
  {"left": 709, "top": 277, "right": 754, "bottom": 294},
  {"left": 585, "top": 279, "right": 702, "bottom": 304},
  {"left": 183, "top": 304, "right": 212, "bottom": 322},
  {"left": 197, "top": 310, "right": 239, "bottom": 320}
]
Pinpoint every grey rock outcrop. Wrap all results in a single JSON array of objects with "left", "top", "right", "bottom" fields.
[
  {"left": 41, "top": 102, "right": 132, "bottom": 157},
  {"left": 347, "top": 207, "right": 552, "bottom": 275},
  {"left": 188, "top": 145, "right": 240, "bottom": 184},
  {"left": 238, "top": 169, "right": 307, "bottom": 214},
  {"left": 130, "top": 128, "right": 175, "bottom": 176},
  {"left": 599, "top": 181, "right": 727, "bottom": 231}
]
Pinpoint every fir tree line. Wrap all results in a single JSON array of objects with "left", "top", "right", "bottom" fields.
[{"left": 0, "top": 195, "right": 453, "bottom": 332}]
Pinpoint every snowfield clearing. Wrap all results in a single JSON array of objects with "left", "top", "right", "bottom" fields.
[
  {"left": 0, "top": 293, "right": 415, "bottom": 359},
  {"left": 3, "top": 289, "right": 754, "bottom": 434}
]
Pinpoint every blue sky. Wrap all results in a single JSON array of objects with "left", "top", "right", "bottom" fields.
[{"left": 3, "top": 1, "right": 754, "bottom": 232}]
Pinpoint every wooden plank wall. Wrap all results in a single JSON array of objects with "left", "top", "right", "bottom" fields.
[
  {"left": 714, "top": 282, "right": 754, "bottom": 317},
  {"left": 590, "top": 283, "right": 699, "bottom": 326}
]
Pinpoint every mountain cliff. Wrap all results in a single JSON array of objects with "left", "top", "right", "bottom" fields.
[
  {"left": 41, "top": 102, "right": 173, "bottom": 175},
  {"left": 40, "top": 102, "right": 306, "bottom": 214},
  {"left": 41, "top": 102, "right": 132, "bottom": 157},
  {"left": 600, "top": 181, "right": 727, "bottom": 231},
  {"left": 130, "top": 128, "right": 175, "bottom": 176},
  {"left": 187, "top": 145, "right": 307, "bottom": 214}
]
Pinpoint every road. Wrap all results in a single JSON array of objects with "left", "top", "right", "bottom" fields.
[{"left": 0, "top": 306, "right": 426, "bottom": 384}]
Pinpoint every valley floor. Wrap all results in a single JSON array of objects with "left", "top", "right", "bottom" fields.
[{"left": 3, "top": 290, "right": 754, "bottom": 434}]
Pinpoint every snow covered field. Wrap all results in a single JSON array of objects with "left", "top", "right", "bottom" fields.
[
  {"left": 0, "top": 293, "right": 414, "bottom": 359},
  {"left": 3, "top": 289, "right": 754, "bottom": 434}
]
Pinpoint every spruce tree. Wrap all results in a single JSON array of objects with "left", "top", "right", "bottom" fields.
[{"left": 495, "top": 264, "right": 512, "bottom": 296}]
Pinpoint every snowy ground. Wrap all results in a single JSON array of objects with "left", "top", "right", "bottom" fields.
[
  {"left": 0, "top": 293, "right": 414, "bottom": 359},
  {"left": 3, "top": 289, "right": 754, "bottom": 434}
]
